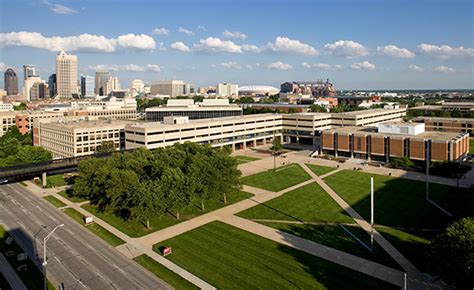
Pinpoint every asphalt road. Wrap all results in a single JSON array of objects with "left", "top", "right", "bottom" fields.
[{"left": 0, "top": 183, "right": 171, "bottom": 290}]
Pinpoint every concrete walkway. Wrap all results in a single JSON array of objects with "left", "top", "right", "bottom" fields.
[
  {"left": 0, "top": 253, "right": 27, "bottom": 290},
  {"left": 299, "top": 163, "right": 438, "bottom": 289}
]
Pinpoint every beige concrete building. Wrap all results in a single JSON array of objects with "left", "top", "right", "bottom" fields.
[
  {"left": 1, "top": 111, "right": 64, "bottom": 137},
  {"left": 126, "top": 114, "right": 282, "bottom": 151},
  {"left": 414, "top": 117, "right": 474, "bottom": 134},
  {"left": 56, "top": 51, "right": 78, "bottom": 98},
  {"left": 35, "top": 118, "right": 135, "bottom": 158},
  {"left": 150, "top": 80, "right": 184, "bottom": 98}
]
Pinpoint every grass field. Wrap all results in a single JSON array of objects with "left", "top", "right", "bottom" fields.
[
  {"left": 0, "top": 225, "right": 55, "bottom": 290},
  {"left": 234, "top": 155, "right": 260, "bottom": 164},
  {"left": 241, "top": 164, "right": 311, "bottom": 192},
  {"left": 470, "top": 139, "right": 474, "bottom": 154},
  {"left": 238, "top": 182, "right": 399, "bottom": 268},
  {"left": 154, "top": 221, "right": 396, "bottom": 289},
  {"left": 43, "top": 195, "right": 67, "bottom": 208},
  {"left": 134, "top": 254, "right": 199, "bottom": 290},
  {"left": 82, "top": 190, "right": 253, "bottom": 237},
  {"left": 305, "top": 163, "right": 336, "bottom": 176},
  {"left": 58, "top": 189, "right": 87, "bottom": 203},
  {"left": 63, "top": 208, "right": 125, "bottom": 247},
  {"left": 323, "top": 170, "right": 471, "bottom": 271},
  {"left": 323, "top": 170, "right": 470, "bottom": 232},
  {"left": 36, "top": 174, "right": 68, "bottom": 188}
]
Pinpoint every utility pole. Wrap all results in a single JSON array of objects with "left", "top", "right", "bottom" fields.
[
  {"left": 273, "top": 129, "right": 276, "bottom": 171},
  {"left": 425, "top": 141, "right": 430, "bottom": 200},
  {"left": 370, "top": 177, "right": 374, "bottom": 251},
  {"left": 43, "top": 224, "right": 64, "bottom": 290}
]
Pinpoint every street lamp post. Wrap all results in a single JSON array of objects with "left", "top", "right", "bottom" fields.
[{"left": 43, "top": 224, "right": 64, "bottom": 290}]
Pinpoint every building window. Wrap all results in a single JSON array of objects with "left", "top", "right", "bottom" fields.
[{"left": 356, "top": 137, "right": 362, "bottom": 151}]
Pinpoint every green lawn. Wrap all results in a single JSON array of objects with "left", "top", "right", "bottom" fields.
[
  {"left": 470, "top": 139, "right": 474, "bottom": 154},
  {"left": 43, "top": 195, "right": 67, "bottom": 208},
  {"left": 234, "top": 155, "right": 260, "bottom": 164},
  {"left": 82, "top": 190, "right": 253, "bottom": 237},
  {"left": 323, "top": 170, "right": 470, "bottom": 232},
  {"left": 0, "top": 225, "right": 55, "bottom": 290},
  {"left": 58, "top": 189, "right": 87, "bottom": 203},
  {"left": 134, "top": 254, "right": 199, "bottom": 290},
  {"left": 63, "top": 208, "right": 125, "bottom": 247},
  {"left": 36, "top": 174, "right": 68, "bottom": 188},
  {"left": 154, "top": 221, "right": 396, "bottom": 289},
  {"left": 323, "top": 170, "right": 471, "bottom": 271},
  {"left": 305, "top": 163, "right": 336, "bottom": 176},
  {"left": 241, "top": 164, "right": 311, "bottom": 192},
  {"left": 238, "top": 182, "right": 352, "bottom": 223},
  {"left": 238, "top": 182, "right": 399, "bottom": 268}
]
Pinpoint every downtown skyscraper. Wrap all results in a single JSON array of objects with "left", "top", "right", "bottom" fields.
[{"left": 56, "top": 51, "right": 78, "bottom": 98}]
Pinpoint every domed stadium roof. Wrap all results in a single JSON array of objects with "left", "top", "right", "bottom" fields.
[{"left": 238, "top": 85, "right": 280, "bottom": 94}]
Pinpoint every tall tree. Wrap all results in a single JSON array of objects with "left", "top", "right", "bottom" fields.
[{"left": 131, "top": 180, "right": 166, "bottom": 229}]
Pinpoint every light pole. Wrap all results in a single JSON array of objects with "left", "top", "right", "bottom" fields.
[
  {"left": 370, "top": 177, "right": 374, "bottom": 251},
  {"left": 43, "top": 224, "right": 64, "bottom": 290}
]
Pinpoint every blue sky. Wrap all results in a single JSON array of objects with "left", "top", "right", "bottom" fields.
[{"left": 0, "top": 0, "right": 473, "bottom": 90}]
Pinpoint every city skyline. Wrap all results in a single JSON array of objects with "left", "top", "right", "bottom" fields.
[{"left": 0, "top": 0, "right": 473, "bottom": 90}]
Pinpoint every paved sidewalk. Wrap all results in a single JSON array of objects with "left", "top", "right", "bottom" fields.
[
  {"left": 221, "top": 215, "right": 406, "bottom": 287},
  {"left": 299, "top": 163, "right": 437, "bottom": 289}
]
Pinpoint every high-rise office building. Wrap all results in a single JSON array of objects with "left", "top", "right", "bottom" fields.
[
  {"left": 55, "top": 51, "right": 78, "bottom": 98},
  {"left": 216, "top": 83, "right": 238, "bottom": 97},
  {"left": 4, "top": 68, "right": 19, "bottom": 95},
  {"left": 95, "top": 70, "right": 109, "bottom": 96},
  {"left": 30, "top": 81, "right": 48, "bottom": 100},
  {"left": 48, "top": 74, "right": 57, "bottom": 98},
  {"left": 80, "top": 75, "right": 94, "bottom": 97},
  {"left": 23, "top": 76, "right": 41, "bottom": 101},
  {"left": 130, "top": 79, "right": 145, "bottom": 97},
  {"left": 150, "top": 80, "right": 184, "bottom": 98},
  {"left": 104, "top": 76, "right": 120, "bottom": 96},
  {"left": 23, "top": 65, "right": 36, "bottom": 80}
]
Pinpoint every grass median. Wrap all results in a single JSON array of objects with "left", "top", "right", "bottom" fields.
[
  {"left": 305, "top": 163, "right": 336, "bottom": 176},
  {"left": 43, "top": 195, "right": 67, "bottom": 208},
  {"left": 62, "top": 208, "right": 125, "bottom": 247}
]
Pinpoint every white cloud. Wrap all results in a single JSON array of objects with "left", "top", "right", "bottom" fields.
[
  {"left": 222, "top": 30, "right": 247, "bottom": 40},
  {"left": 241, "top": 44, "right": 261, "bottom": 53},
  {"left": 408, "top": 64, "right": 424, "bottom": 72},
  {"left": 197, "top": 25, "right": 207, "bottom": 32},
  {"left": 245, "top": 64, "right": 253, "bottom": 69},
  {"left": 419, "top": 43, "right": 474, "bottom": 59},
  {"left": 220, "top": 62, "right": 242, "bottom": 69},
  {"left": 194, "top": 37, "right": 242, "bottom": 53},
  {"left": 350, "top": 61, "right": 375, "bottom": 70},
  {"left": 170, "top": 42, "right": 191, "bottom": 52},
  {"left": 434, "top": 66, "right": 455, "bottom": 73},
  {"left": 152, "top": 28, "right": 169, "bottom": 36},
  {"left": 0, "top": 31, "right": 156, "bottom": 53},
  {"left": 302, "top": 62, "right": 331, "bottom": 69},
  {"left": 267, "top": 61, "right": 292, "bottom": 70},
  {"left": 115, "top": 34, "right": 156, "bottom": 50},
  {"left": 377, "top": 45, "right": 415, "bottom": 58},
  {"left": 324, "top": 40, "right": 369, "bottom": 58},
  {"left": 156, "top": 42, "right": 166, "bottom": 51},
  {"left": 0, "top": 62, "right": 9, "bottom": 71},
  {"left": 42, "top": 0, "right": 77, "bottom": 15},
  {"left": 178, "top": 27, "right": 194, "bottom": 36},
  {"left": 266, "top": 37, "right": 318, "bottom": 56},
  {"left": 334, "top": 64, "right": 343, "bottom": 70},
  {"left": 86, "top": 64, "right": 161, "bottom": 72}
]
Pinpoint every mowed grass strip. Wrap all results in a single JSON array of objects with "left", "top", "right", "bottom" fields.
[
  {"left": 62, "top": 208, "right": 125, "bottom": 247},
  {"left": 241, "top": 164, "right": 311, "bottom": 192},
  {"left": 234, "top": 156, "right": 260, "bottom": 164},
  {"left": 305, "top": 163, "right": 336, "bottom": 176},
  {"left": 154, "top": 221, "right": 397, "bottom": 290},
  {"left": 36, "top": 174, "right": 68, "bottom": 188},
  {"left": 323, "top": 170, "right": 470, "bottom": 231},
  {"left": 238, "top": 182, "right": 352, "bottom": 223},
  {"left": 134, "top": 254, "right": 199, "bottom": 290},
  {"left": 470, "top": 138, "right": 474, "bottom": 154},
  {"left": 82, "top": 190, "right": 253, "bottom": 237},
  {"left": 43, "top": 195, "right": 67, "bottom": 208}
]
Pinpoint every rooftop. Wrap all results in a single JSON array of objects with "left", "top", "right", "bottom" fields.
[
  {"left": 326, "top": 126, "right": 465, "bottom": 142},
  {"left": 41, "top": 119, "right": 135, "bottom": 130}
]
